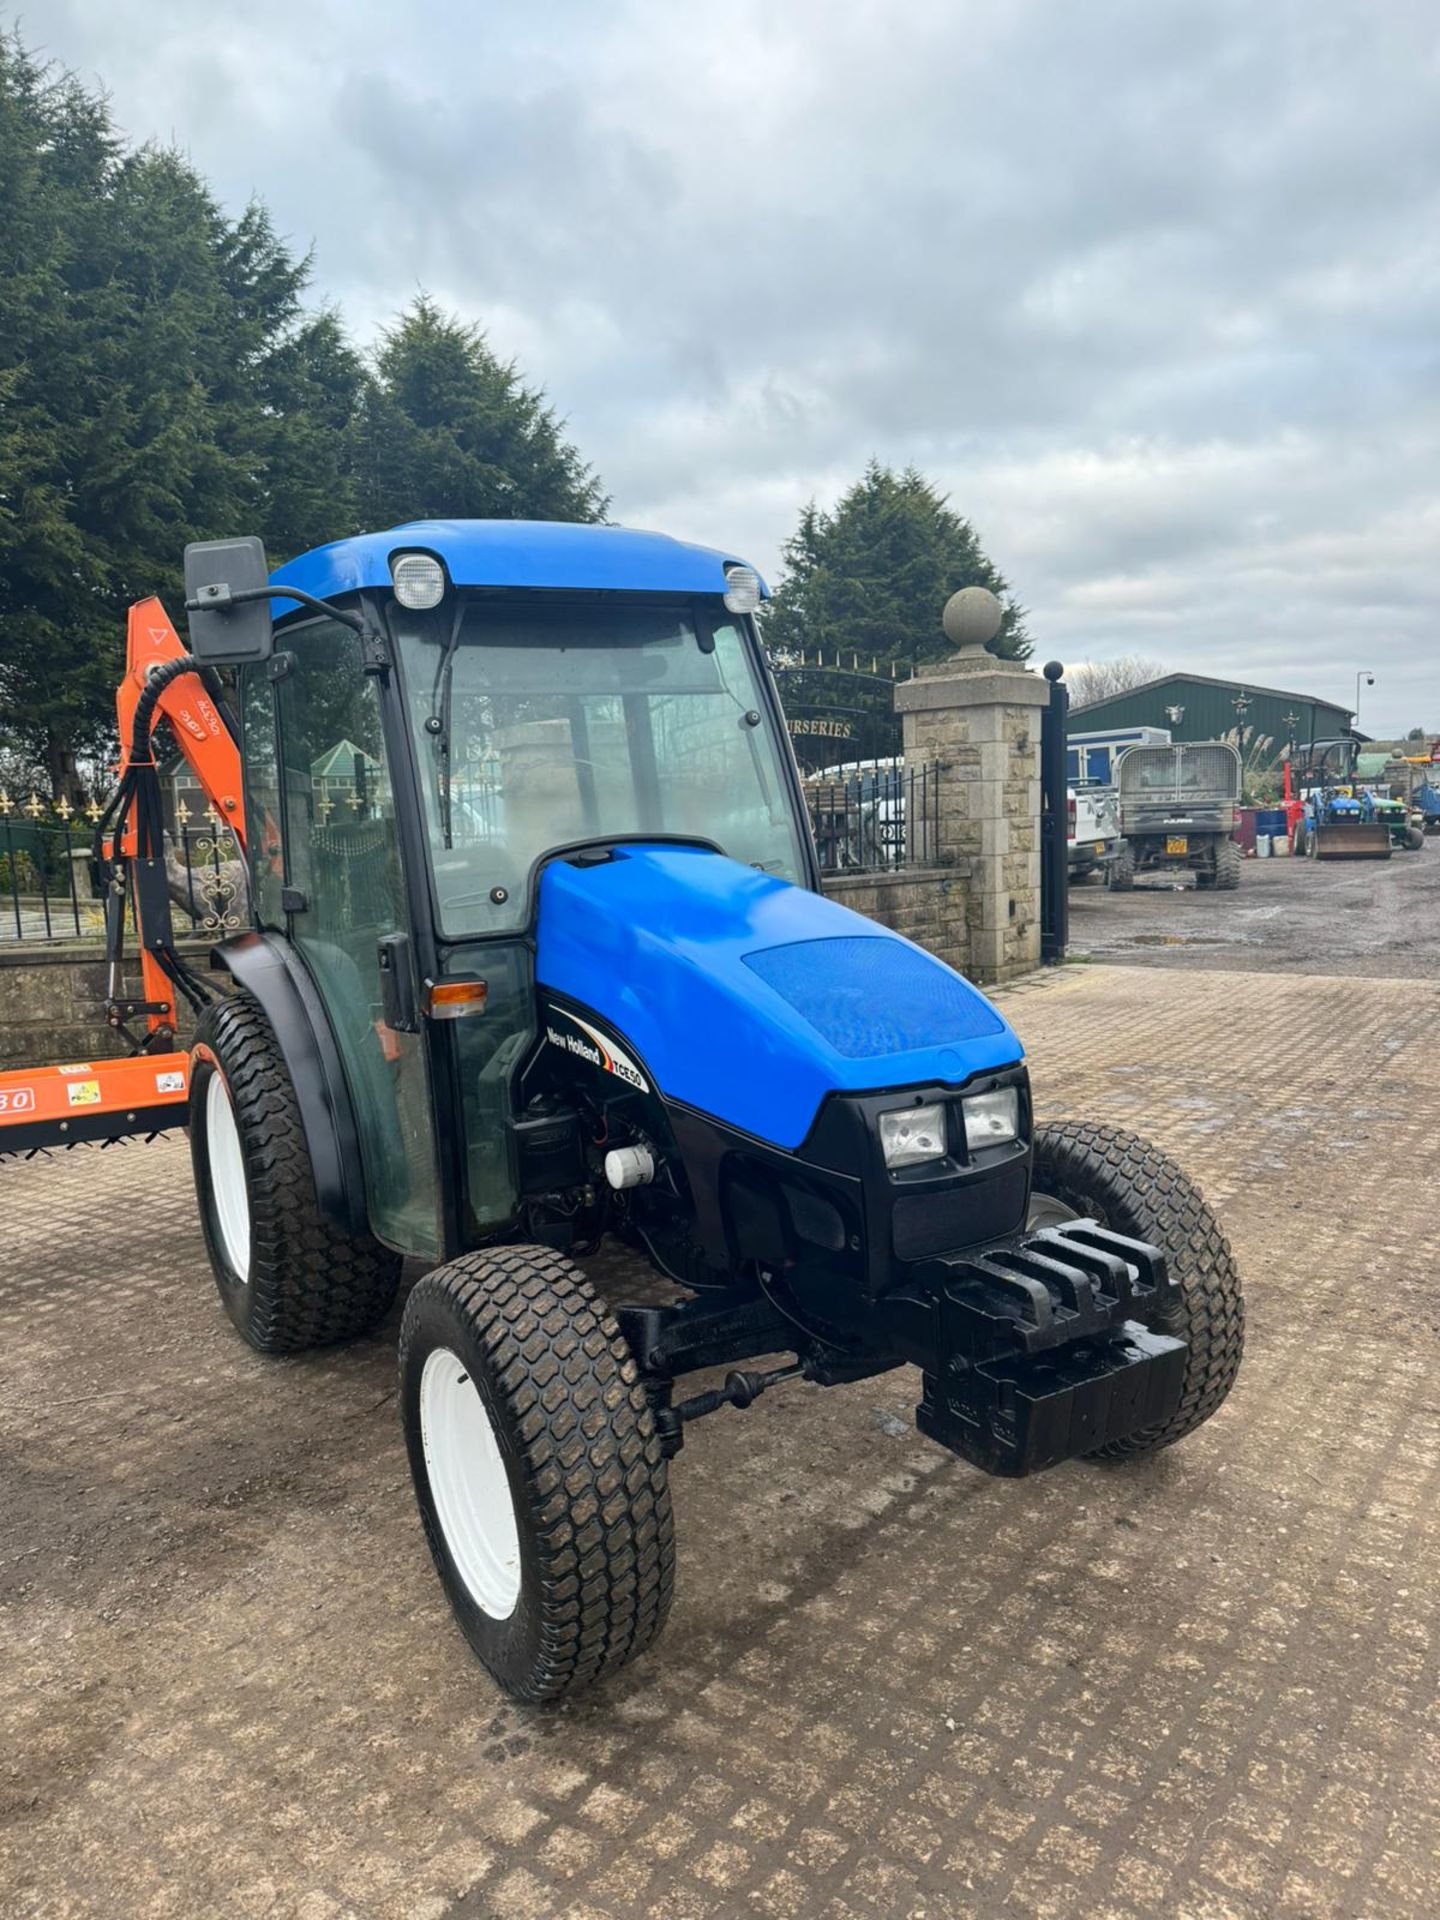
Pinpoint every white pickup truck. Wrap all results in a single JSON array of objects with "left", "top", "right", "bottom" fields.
[{"left": 1068, "top": 785, "right": 1122, "bottom": 882}]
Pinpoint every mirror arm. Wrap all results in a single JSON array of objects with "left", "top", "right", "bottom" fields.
[{"left": 184, "top": 582, "right": 367, "bottom": 638}]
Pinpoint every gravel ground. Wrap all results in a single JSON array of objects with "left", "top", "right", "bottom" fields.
[
  {"left": 1068, "top": 840, "right": 1440, "bottom": 976},
  {"left": 3, "top": 964, "right": 1439, "bottom": 1919}
]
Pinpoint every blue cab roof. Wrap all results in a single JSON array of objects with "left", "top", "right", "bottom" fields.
[{"left": 269, "top": 519, "right": 768, "bottom": 610}]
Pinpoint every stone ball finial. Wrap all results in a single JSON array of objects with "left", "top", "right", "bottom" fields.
[{"left": 942, "top": 585, "right": 1003, "bottom": 654}]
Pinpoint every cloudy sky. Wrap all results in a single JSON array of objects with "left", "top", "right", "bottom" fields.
[{"left": 35, "top": 0, "right": 1440, "bottom": 732}]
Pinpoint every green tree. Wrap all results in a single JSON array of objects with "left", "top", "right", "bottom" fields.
[
  {"left": 357, "top": 297, "right": 607, "bottom": 528},
  {"left": 0, "top": 34, "right": 606, "bottom": 798},
  {"left": 765, "top": 462, "right": 1029, "bottom": 668},
  {"left": 0, "top": 32, "right": 369, "bottom": 797}
]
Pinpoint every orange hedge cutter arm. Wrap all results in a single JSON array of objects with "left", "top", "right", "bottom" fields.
[
  {"left": 0, "top": 600, "right": 247, "bottom": 1155},
  {"left": 111, "top": 597, "right": 247, "bottom": 1041}
]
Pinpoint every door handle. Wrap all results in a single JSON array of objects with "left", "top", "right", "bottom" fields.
[{"left": 377, "top": 932, "right": 419, "bottom": 1034}]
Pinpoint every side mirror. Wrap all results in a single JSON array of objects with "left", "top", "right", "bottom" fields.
[{"left": 183, "top": 537, "right": 274, "bottom": 664}]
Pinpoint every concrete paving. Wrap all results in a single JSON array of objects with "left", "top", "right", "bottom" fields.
[{"left": 2, "top": 964, "right": 1438, "bottom": 1920}]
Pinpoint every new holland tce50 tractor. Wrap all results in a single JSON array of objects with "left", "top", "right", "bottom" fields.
[{"left": 0, "top": 522, "right": 1244, "bottom": 1702}]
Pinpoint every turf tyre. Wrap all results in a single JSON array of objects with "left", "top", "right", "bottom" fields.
[
  {"left": 1030, "top": 1121, "right": 1244, "bottom": 1458},
  {"left": 399, "top": 1247, "right": 675, "bottom": 1703},
  {"left": 189, "top": 994, "right": 401, "bottom": 1352}
]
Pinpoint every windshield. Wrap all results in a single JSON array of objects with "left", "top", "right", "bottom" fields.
[{"left": 394, "top": 599, "right": 805, "bottom": 934}]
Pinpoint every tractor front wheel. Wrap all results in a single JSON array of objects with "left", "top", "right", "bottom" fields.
[
  {"left": 1028, "top": 1122, "right": 1244, "bottom": 1458},
  {"left": 399, "top": 1247, "right": 675, "bottom": 1702},
  {"left": 189, "top": 995, "right": 401, "bottom": 1352},
  {"left": 1107, "top": 841, "right": 1136, "bottom": 891},
  {"left": 1403, "top": 825, "right": 1425, "bottom": 852}
]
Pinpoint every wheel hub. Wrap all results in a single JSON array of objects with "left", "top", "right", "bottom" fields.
[
  {"left": 419, "top": 1347, "right": 522, "bottom": 1621},
  {"left": 205, "top": 1071, "right": 251, "bottom": 1282}
]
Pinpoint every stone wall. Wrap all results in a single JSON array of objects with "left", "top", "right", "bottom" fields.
[
  {"left": 821, "top": 868, "right": 970, "bottom": 976},
  {"left": 0, "top": 944, "right": 214, "bottom": 1067}
]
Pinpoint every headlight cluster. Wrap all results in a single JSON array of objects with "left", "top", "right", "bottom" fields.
[
  {"left": 878, "top": 1102, "right": 947, "bottom": 1168},
  {"left": 962, "top": 1088, "right": 1020, "bottom": 1151},
  {"left": 878, "top": 1088, "right": 1020, "bottom": 1170}
]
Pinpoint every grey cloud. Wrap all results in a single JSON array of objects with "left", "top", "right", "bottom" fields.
[{"left": 31, "top": 0, "right": 1440, "bottom": 730}]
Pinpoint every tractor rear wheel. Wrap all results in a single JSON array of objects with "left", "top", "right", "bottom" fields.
[
  {"left": 1028, "top": 1122, "right": 1244, "bottom": 1458},
  {"left": 399, "top": 1246, "right": 675, "bottom": 1702},
  {"left": 189, "top": 995, "right": 401, "bottom": 1352},
  {"left": 1214, "top": 839, "right": 1242, "bottom": 890}
]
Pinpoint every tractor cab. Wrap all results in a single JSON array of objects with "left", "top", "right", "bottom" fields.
[{"left": 209, "top": 523, "right": 814, "bottom": 1262}]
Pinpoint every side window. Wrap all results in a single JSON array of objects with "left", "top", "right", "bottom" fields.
[
  {"left": 240, "top": 667, "right": 283, "bottom": 928},
  {"left": 275, "top": 619, "right": 440, "bottom": 1258}
]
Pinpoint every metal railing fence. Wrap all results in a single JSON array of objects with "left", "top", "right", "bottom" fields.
[
  {"left": 802, "top": 761, "right": 941, "bottom": 874},
  {"left": 0, "top": 788, "right": 244, "bottom": 944}
]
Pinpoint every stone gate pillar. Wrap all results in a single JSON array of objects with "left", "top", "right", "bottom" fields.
[{"left": 894, "top": 587, "right": 1049, "bottom": 983}]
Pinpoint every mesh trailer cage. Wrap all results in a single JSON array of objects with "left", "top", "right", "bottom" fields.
[{"left": 1116, "top": 743, "right": 1242, "bottom": 833}]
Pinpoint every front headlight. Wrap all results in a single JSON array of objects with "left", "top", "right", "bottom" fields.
[
  {"left": 962, "top": 1088, "right": 1020, "bottom": 1150},
  {"left": 879, "top": 1102, "right": 947, "bottom": 1169}
]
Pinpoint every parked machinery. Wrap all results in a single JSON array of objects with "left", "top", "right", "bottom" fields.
[
  {"left": 1108, "top": 743, "right": 1242, "bottom": 891},
  {"left": 0, "top": 522, "right": 1245, "bottom": 1702},
  {"left": 1289, "top": 740, "right": 1415, "bottom": 859},
  {"left": 1414, "top": 778, "right": 1440, "bottom": 837}
]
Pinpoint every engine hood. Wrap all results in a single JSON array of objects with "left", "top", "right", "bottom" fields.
[{"left": 535, "top": 844, "right": 1023, "bottom": 1151}]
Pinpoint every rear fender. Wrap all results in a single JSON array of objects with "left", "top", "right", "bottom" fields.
[{"left": 210, "top": 931, "right": 369, "bottom": 1236}]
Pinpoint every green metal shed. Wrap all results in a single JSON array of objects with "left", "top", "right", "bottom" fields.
[{"left": 1069, "top": 673, "right": 1354, "bottom": 764}]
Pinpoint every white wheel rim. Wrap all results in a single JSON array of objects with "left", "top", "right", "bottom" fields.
[
  {"left": 1028, "top": 1189, "right": 1082, "bottom": 1232},
  {"left": 205, "top": 1070, "right": 251, "bottom": 1282},
  {"left": 420, "top": 1347, "right": 522, "bottom": 1620}
]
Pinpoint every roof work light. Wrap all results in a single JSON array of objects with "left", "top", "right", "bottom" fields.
[
  {"left": 390, "top": 552, "right": 447, "bottom": 610},
  {"left": 722, "top": 564, "right": 762, "bottom": 615}
]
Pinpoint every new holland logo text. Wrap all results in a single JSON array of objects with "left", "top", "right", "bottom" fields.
[{"left": 544, "top": 1010, "right": 649, "bottom": 1092}]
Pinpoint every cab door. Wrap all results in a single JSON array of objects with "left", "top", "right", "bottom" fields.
[{"left": 262, "top": 618, "right": 443, "bottom": 1259}]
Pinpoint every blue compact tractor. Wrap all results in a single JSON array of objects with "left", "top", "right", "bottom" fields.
[{"left": 124, "top": 523, "right": 1242, "bottom": 1700}]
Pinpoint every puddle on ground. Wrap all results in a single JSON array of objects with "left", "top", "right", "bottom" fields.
[{"left": 1126, "top": 933, "right": 1229, "bottom": 947}]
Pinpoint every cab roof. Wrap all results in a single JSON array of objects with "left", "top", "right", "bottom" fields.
[{"left": 269, "top": 519, "right": 768, "bottom": 607}]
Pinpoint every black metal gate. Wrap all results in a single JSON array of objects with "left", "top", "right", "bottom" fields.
[
  {"left": 1040, "top": 662, "right": 1069, "bottom": 965},
  {"left": 770, "top": 653, "right": 904, "bottom": 775}
]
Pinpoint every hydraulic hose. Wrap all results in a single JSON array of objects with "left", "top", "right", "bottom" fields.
[{"left": 99, "top": 653, "right": 222, "bottom": 1035}]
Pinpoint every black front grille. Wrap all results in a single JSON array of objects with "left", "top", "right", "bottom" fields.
[{"left": 891, "top": 1163, "right": 1029, "bottom": 1262}]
